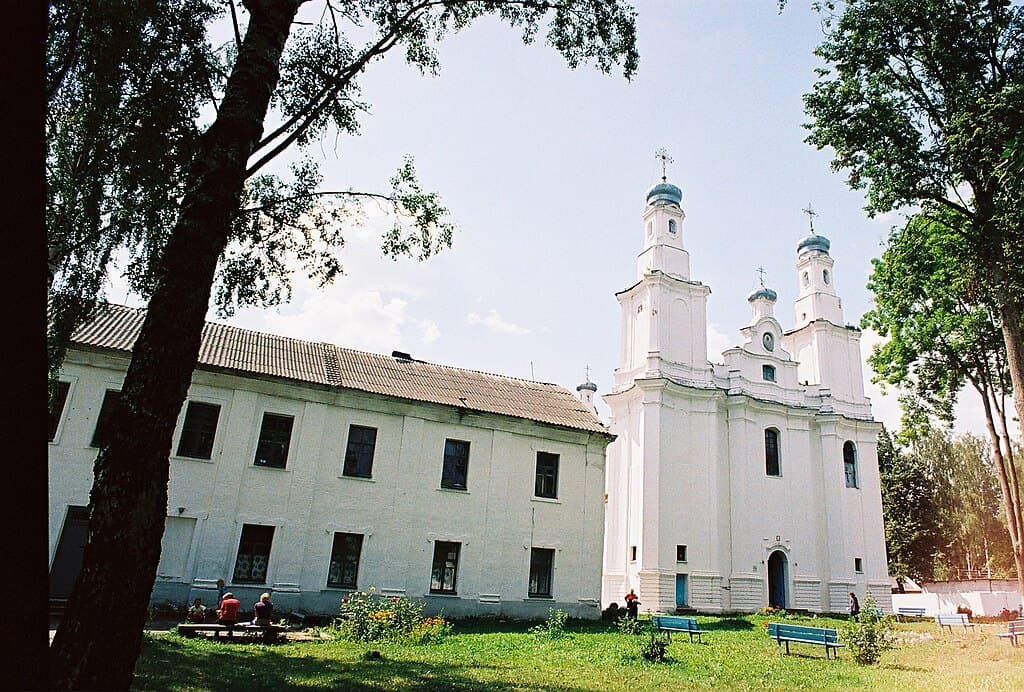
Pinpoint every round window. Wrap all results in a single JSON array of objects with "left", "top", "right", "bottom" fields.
[{"left": 763, "top": 332, "right": 775, "bottom": 351}]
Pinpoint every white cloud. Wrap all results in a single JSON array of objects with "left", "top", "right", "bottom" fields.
[
  {"left": 466, "top": 309, "right": 531, "bottom": 336},
  {"left": 706, "top": 322, "right": 733, "bottom": 363}
]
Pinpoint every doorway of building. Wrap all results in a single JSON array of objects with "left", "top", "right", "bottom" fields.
[
  {"left": 675, "top": 574, "right": 688, "bottom": 608},
  {"left": 767, "top": 550, "right": 788, "bottom": 609},
  {"left": 50, "top": 506, "right": 89, "bottom": 600}
]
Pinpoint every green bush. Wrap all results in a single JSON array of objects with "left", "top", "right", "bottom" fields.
[
  {"left": 337, "top": 588, "right": 450, "bottom": 643},
  {"left": 617, "top": 615, "right": 646, "bottom": 635},
  {"left": 843, "top": 593, "right": 895, "bottom": 664},
  {"left": 640, "top": 631, "right": 671, "bottom": 662},
  {"left": 530, "top": 608, "right": 569, "bottom": 639}
]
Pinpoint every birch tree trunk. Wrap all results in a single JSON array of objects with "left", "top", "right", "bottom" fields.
[{"left": 49, "top": 1, "right": 302, "bottom": 687}]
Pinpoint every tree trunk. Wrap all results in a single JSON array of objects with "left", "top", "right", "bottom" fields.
[
  {"left": 48, "top": 2, "right": 301, "bottom": 687},
  {"left": 995, "top": 294, "right": 1024, "bottom": 606}
]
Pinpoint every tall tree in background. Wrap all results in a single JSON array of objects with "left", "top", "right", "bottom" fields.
[
  {"left": 863, "top": 206, "right": 1023, "bottom": 601},
  {"left": 47, "top": 1, "right": 638, "bottom": 688},
  {"left": 877, "top": 426, "right": 940, "bottom": 586},
  {"left": 925, "top": 430, "right": 1017, "bottom": 578}
]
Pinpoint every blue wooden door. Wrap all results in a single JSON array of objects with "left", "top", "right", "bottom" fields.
[
  {"left": 768, "top": 551, "right": 787, "bottom": 608},
  {"left": 675, "top": 574, "right": 688, "bottom": 607}
]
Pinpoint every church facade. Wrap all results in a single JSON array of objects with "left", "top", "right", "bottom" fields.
[{"left": 600, "top": 179, "right": 891, "bottom": 614}]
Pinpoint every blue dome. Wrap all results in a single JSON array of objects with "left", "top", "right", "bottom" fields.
[
  {"left": 747, "top": 287, "right": 778, "bottom": 302},
  {"left": 798, "top": 233, "right": 830, "bottom": 255},
  {"left": 577, "top": 380, "right": 598, "bottom": 393},
  {"left": 646, "top": 181, "right": 682, "bottom": 206}
]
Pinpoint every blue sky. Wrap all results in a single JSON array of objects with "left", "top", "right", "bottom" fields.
[{"left": 110, "top": 1, "right": 994, "bottom": 435}]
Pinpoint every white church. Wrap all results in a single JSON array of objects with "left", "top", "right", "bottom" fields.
[
  {"left": 600, "top": 176, "right": 891, "bottom": 614},
  {"left": 47, "top": 174, "right": 889, "bottom": 617}
]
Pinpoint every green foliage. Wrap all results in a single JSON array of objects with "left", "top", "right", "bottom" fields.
[
  {"left": 878, "top": 427, "right": 941, "bottom": 583},
  {"left": 530, "top": 608, "right": 569, "bottom": 639},
  {"left": 639, "top": 630, "right": 671, "bottom": 662},
  {"left": 616, "top": 614, "right": 646, "bottom": 635},
  {"left": 843, "top": 593, "right": 895, "bottom": 665},
  {"left": 337, "top": 589, "right": 449, "bottom": 644}
]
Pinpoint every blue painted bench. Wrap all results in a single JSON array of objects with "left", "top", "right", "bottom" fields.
[
  {"left": 935, "top": 613, "right": 976, "bottom": 633},
  {"left": 896, "top": 607, "right": 926, "bottom": 620},
  {"left": 651, "top": 615, "right": 706, "bottom": 643},
  {"left": 767, "top": 622, "right": 844, "bottom": 659},
  {"left": 995, "top": 619, "right": 1024, "bottom": 646}
]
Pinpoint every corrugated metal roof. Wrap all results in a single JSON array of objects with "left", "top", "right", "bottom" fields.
[{"left": 69, "top": 304, "right": 609, "bottom": 435}]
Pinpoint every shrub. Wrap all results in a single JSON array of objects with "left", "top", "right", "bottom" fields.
[
  {"left": 956, "top": 605, "right": 973, "bottom": 619},
  {"left": 640, "top": 631, "right": 671, "bottom": 662},
  {"left": 617, "top": 615, "right": 646, "bottom": 635},
  {"left": 602, "top": 603, "right": 624, "bottom": 621},
  {"left": 843, "top": 593, "right": 894, "bottom": 665},
  {"left": 759, "top": 605, "right": 785, "bottom": 617},
  {"left": 337, "top": 588, "right": 449, "bottom": 643},
  {"left": 998, "top": 608, "right": 1021, "bottom": 621},
  {"left": 409, "top": 616, "right": 454, "bottom": 644},
  {"left": 530, "top": 608, "right": 569, "bottom": 639}
]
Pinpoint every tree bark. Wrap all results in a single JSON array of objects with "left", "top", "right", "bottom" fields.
[
  {"left": 49, "top": 1, "right": 302, "bottom": 687},
  {"left": 996, "top": 299, "right": 1024, "bottom": 605}
]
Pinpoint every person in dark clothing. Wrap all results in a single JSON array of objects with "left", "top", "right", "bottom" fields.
[
  {"left": 252, "top": 593, "right": 273, "bottom": 626},
  {"left": 848, "top": 592, "right": 860, "bottom": 618}
]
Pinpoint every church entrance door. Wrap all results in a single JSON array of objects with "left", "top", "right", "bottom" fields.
[
  {"left": 50, "top": 506, "right": 89, "bottom": 600},
  {"left": 767, "top": 550, "right": 788, "bottom": 609}
]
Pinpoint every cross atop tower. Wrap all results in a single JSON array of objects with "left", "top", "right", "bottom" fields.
[
  {"left": 756, "top": 266, "right": 768, "bottom": 287},
  {"left": 584, "top": 364, "right": 592, "bottom": 382},
  {"left": 802, "top": 203, "right": 818, "bottom": 234},
  {"left": 655, "top": 147, "right": 673, "bottom": 183}
]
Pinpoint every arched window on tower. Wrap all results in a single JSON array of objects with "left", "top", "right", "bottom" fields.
[
  {"left": 668, "top": 219, "right": 677, "bottom": 235},
  {"left": 823, "top": 269, "right": 831, "bottom": 285},
  {"left": 843, "top": 441, "right": 858, "bottom": 488},
  {"left": 646, "top": 221, "right": 653, "bottom": 238},
  {"left": 765, "top": 428, "right": 781, "bottom": 476}
]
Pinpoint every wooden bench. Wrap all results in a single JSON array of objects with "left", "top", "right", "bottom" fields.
[
  {"left": 896, "top": 607, "right": 926, "bottom": 620},
  {"left": 651, "top": 615, "right": 706, "bottom": 643},
  {"left": 767, "top": 622, "right": 844, "bottom": 659},
  {"left": 177, "top": 623, "right": 289, "bottom": 643},
  {"left": 935, "top": 613, "right": 976, "bottom": 633},
  {"left": 995, "top": 620, "right": 1024, "bottom": 646}
]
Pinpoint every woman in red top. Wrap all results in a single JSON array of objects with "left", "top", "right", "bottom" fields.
[{"left": 216, "top": 592, "right": 241, "bottom": 626}]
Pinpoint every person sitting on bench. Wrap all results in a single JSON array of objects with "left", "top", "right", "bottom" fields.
[
  {"left": 252, "top": 593, "right": 273, "bottom": 626},
  {"left": 187, "top": 598, "right": 207, "bottom": 623},
  {"left": 217, "top": 592, "right": 241, "bottom": 626}
]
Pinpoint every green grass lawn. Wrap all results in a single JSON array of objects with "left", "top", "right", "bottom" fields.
[{"left": 133, "top": 614, "right": 1024, "bottom": 691}]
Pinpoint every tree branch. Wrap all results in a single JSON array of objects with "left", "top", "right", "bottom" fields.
[
  {"left": 238, "top": 189, "right": 398, "bottom": 215},
  {"left": 228, "top": 0, "right": 244, "bottom": 53}
]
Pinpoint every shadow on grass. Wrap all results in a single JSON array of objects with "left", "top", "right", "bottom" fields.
[
  {"left": 134, "top": 635, "right": 591, "bottom": 691},
  {"left": 701, "top": 618, "right": 756, "bottom": 632}
]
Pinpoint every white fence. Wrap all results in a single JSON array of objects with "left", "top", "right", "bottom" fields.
[{"left": 891, "top": 589, "right": 1021, "bottom": 617}]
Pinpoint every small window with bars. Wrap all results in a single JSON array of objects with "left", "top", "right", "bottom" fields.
[
  {"left": 529, "top": 547, "right": 554, "bottom": 598},
  {"left": 233, "top": 524, "right": 275, "bottom": 584}
]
